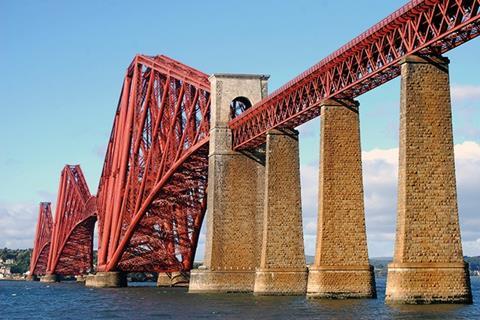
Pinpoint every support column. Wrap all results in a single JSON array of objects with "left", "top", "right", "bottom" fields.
[
  {"left": 189, "top": 74, "right": 269, "bottom": 293},
  {"left": 386, "top": 55, "right": 472, "bottom": 304},
  {"left": 307, "top": 99, "right": 375, "bottom": 299},
  {"left": 254, "top": 129, "right": 307, "bottom": 295},
  {"left": 85, "top": 271, "right": 127, "bottom": 288}
]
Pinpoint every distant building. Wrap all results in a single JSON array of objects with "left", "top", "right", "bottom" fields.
[
  {"left": 0, "top": 258, "right": 15, "bottom": 278},
  {"left": 0, "top": 265, "right": 12, "bottom": 277}
]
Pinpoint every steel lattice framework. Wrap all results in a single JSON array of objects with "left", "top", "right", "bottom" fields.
[
  {"left": 29, "top": 202, "right": 53, "bottom": 276},
  {"left": 96, "top": 55, "right": 210, "bottom": 273},
  {"left": 46, "top": 165, "right": 97, "bottom": 276},
  {"left": 29, "top": 0, "right": 480, "bottom": 277},
  {"left": 230, "top": 0, "right": 480, "bottom": 149}
]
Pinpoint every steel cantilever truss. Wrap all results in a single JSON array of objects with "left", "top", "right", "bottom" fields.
[
  {"left": 46, "top": 165, "right": 97, "bottom": 276},
  {"left": 29, "top": 202, "right": 53, "bottom": 276},
  {"left": 96, "top": 55, "right": 210, "bottom": 273},
  {"left": 30, "top": 0, "right": 480, "bottom": 277},
  {"left": 230, "top": 0, "right": 480, "bottom": 149}
]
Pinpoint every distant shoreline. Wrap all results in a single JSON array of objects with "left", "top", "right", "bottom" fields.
[{"left": 0, "top": 275, "right": 27, "bottom": 281}]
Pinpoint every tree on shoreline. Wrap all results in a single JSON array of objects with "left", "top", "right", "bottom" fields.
[{"left": 0, "top": 248, "right": 32, "bottom": 274}]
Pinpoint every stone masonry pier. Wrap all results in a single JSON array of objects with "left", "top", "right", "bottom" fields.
[
  {"left": 254, "top": 129, "right": 308, "bottom": 295},
  {"left": 307, "top": 99, "right": 376, "bottom": 299},
  {"left": 385, "top": 55, "right": 472, "bottom": 304}
]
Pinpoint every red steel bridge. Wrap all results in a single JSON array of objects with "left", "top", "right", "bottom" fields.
[
  {"left": 30, "top": 0, "right": 480, "bottom": 278},
  {"left": 29, "top": 203, "right": 53, "bottom": 276}
]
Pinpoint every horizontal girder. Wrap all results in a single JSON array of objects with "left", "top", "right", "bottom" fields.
[{"left": 229, "top": 0, "right": 480, "bottom": 149}]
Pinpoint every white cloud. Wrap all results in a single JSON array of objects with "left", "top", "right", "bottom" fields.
[
  {"left": 0, "top": 202, "right": 38, "bottom": 249},
  {"left": 451, "top": 84, "right": 480, "bottom": 101},
  {"left": 455, "top": 140, "right": 480, "bottom": 159},
  {"left": 299, "top": 141, "right": 480, "bottom": 258},
  {"left": 93, "top": 144, "right": 107, "bottom": 159}
]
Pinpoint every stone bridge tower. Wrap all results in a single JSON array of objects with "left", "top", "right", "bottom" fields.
[{"left": 189, "top": 74, "right": 308, "bottom": 294}]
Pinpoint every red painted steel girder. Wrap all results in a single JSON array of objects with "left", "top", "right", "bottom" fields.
[
  {"left": 29, "top": 202, "right": 53, "bottom": 276},
  {"left": 96, "top": 55, "right": 210, "bottom": 273},
  {"left": 230, "top": 0, "right": 480, "bottom": 149},
  {"left": 46, "top": 165, "right": 97, "bottom": 276}
]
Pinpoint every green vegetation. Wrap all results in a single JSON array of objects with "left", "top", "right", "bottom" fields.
[{"left": 0, "top": 248, "right": 32, "bottom": 274}]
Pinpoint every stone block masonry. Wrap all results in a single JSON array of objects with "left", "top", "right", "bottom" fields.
[
  {"left": 307, "top": 99, "right": 376, "bottom": 299},
  {"left": 254, "top": 129, "right": 308, "bottom": 295},
  {"left": 385, "top": 55, "right": 472, "bottom": 304}
]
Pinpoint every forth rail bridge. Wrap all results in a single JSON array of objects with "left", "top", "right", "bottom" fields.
[{"left": 27, "top": 0, "right": 480, "bottom": 304}]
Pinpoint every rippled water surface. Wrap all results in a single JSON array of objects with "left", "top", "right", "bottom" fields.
[{"left": 1, "top": 277, "right": 480, "bottom": 319}]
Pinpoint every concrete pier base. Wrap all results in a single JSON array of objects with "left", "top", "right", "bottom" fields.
[
  {"left": 75, "top": 275, "right": 87, "bottom": 283},
  {"left": 307, "top": 266, "right": 376, "bottom": 299},
  {"left": 40, "top": 274, "right": 59, "bottom": 283},
  {"left": 156, "top": 273, "right": 172, "bottom": 287},
  {"left": 85, "top": 272, "right": 127, "bottom": 288},
  {"left": 254, "top": 269, "right": 308, "bottom": 296},
  {"left": 386, "top": 263, "right": 472, "bottom": 304},
  {"left": 171, "top": 272, "right": 189, "bottom": 287},
  {"left": 26, "top": 275, "right": 39, "bottom": 281},
  {"left": 189, "top": 269, "right": 256, "bottom": 293}
]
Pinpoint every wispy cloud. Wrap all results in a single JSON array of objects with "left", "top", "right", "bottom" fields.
[
  {"left": 451, "top": 84, "right": 480, "bottom": 101},
  {"left": 36, "top": 190, "right": 56, "bottom": 203},
  {"left": 0, "top": 202, "right": 38, "bottom": 249},
  {"left": 93, "top": 144, "right": 107, "bottom": 159},
  {"left": 299, "top": 141, "right": 480, "bottom": 258}
]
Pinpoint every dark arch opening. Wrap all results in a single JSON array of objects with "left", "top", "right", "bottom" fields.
[{"left": 230, "top": 96, "right": 252, "bottom": 119}]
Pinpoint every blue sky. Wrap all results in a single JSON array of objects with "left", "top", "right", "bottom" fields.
[{"left": 1, "top": 0, "right": 479, "bottom": 258}]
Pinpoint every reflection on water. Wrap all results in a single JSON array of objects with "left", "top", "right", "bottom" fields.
[{"left": 1, "top": 277, "right": 479, "bottom": 319}]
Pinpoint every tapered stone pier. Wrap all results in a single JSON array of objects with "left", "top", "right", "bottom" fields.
[
  {"left": 189, "top": 74, "right": 269, "bottom": 293},
  {"left": 385, "top": 55, "right": 472, "bottom": 304},
  {"left": 307, "top": 99, "right": 376, "bottom": 299},
  {"left": 254, "top": 129, "right": 308, "bottom": 295}
]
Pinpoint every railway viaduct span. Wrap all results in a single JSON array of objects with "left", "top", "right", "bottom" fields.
[{"left": 29, "top": 0, "right": 480, "bottom": 303}]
